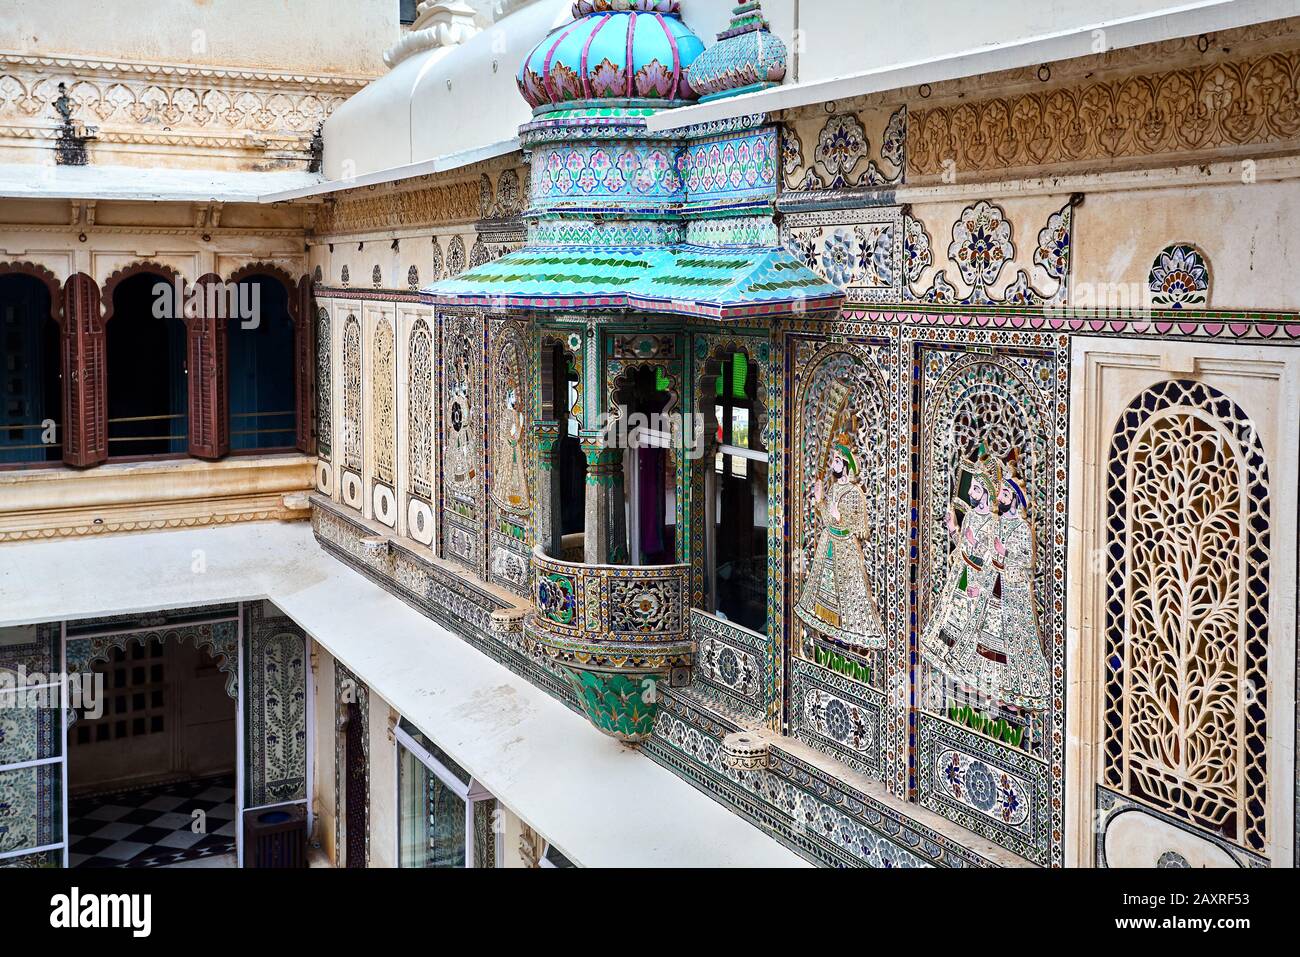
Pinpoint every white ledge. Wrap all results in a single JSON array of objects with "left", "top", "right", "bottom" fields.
[
  {"left": 0, "top": 521, "right": 806, "bottom": 868},
  {"left": 643, "top": 0, "right": 1288, "bottom": 132},
  {"left": 0, "top": 163, "right": 326, "bottom": 203},
  {"left": 259, "top": 137, "right": 521, "bottom": 203}
]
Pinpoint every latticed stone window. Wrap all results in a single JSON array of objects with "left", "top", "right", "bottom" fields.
[
  {"left": 407, "top": 319, "right": 433, "bottom": 501},
  {"left": 342, "top": 314, "right": 362, "bottom": 472},
  {"left": 316, "top": 308, "right": 332, "bottom": 461},
  {"left": 1103, "top": 379, "right": 1270, "bottom": 854},
  {"left": 372, "top": 318, "right": 396, "bottom": 485}
]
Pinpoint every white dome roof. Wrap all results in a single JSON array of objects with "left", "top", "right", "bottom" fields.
[{"left": 322, "top": 0, "right": 572, "bottom": 180}]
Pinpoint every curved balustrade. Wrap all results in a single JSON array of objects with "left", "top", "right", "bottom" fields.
[{"left": 525, "top": 545, "right": 693, "bottom": 742}]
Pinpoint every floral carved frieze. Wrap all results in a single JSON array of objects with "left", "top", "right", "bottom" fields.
[
  {"left": 0, "top": 52, "right": 366, "bottom": 159},
  {"left": 316, "top": 181, "right": 480, "bottom": 236},
  {"left": 908, "top": 50, "right": 1300, "bottom": 179}
]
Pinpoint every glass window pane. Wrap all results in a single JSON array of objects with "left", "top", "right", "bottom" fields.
[
  {"left": 0, "top": 623, "right": 58, "bottom": 676},
  {"left": 397, "top": 717, "right": 469, "bottom": 784},
  {"left": 0, "top": 703, "right": 62, "bottom": 765},
  {"left": 0, "top": 763, "right": 61, "bottom": 855},
  {"left": 398, "top": 743, "right": 467, "bottom": 868}
]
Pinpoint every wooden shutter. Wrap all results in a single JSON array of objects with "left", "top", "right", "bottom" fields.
[
  {"left": 295, "top": 275, "right": 317, "bottom": 454},
  {"left": 187, "top": 274, "right": 229, "bottom": 459},
  {"left": 61, "top": 272, "right": 107, "bottom": 467}
]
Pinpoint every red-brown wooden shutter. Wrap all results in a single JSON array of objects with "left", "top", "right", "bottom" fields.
[
  {"left": 295, "top": 275, "right": 317, "bottom": 454},
  {"left": 187, "top": 274, "right": 229, "bottom": 460},
  {"left": 61, "top": 272, "right": 107, "bottom": 467}
]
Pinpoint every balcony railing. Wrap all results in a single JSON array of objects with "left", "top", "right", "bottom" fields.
[{"left": 526, "top": 545, "right": 693, "bottom": 742}]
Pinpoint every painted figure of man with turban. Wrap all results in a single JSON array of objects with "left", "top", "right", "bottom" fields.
[{"left": 795, "top": 435, "right": 886, "bottom": 650}]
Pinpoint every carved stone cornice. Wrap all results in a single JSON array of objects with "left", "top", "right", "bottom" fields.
[
  {"left": 384, "top": 2, "right": 481, "bottom": 70},
  {"left": 0, "top": 51, "right": 374, "bottom": 90},
  {"left": 0, "top": 49, "right": 367, "bottom": 167},
  {"left": 314, "top": 179, "right": 481, "bottom": 236},
  {"left": 908, "top": 45, "right": 1300, "bottom": 182}
]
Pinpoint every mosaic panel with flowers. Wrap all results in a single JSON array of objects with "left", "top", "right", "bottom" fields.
[
  {"left": 439, "top": 311, "right": 485, "bottom": 575},
  {"left": 487, "top": 319, "right": 533, "bottom": 596}
]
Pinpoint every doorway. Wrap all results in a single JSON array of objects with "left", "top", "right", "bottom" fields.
[{"left": 66, "top": 637, "right": 237, "bottom": 868}]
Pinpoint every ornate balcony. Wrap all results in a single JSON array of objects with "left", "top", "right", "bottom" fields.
[{"left": 524, "top": 545, "right": 692, "bottom": 742}]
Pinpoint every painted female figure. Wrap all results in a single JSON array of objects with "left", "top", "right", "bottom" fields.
[
  {"left": 795, "top": 439, "right": 886, "bottom": 650},
  {"left": 922, "top": 450, "right": 1049, "bottom": 715},
  {"left": 920, "top": 452, "right": 1000, "bottom": 692},
  {"left": 492, "top": 355, "right": 529, "bottom": 511},
  {"left": 972, "top": 468, "right": 1049, "bottom": 712}
]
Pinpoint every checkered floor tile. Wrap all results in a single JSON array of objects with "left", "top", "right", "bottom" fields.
[{"left": 69, "top": 775, "right": 237, "bottom": 868}]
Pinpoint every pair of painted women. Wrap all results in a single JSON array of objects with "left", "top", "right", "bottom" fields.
[
  {"left": 796, "top": 438, "right": 1049, "bottom": 714},
  {"left": 920, "top": 452, "right": 1050, "bottom": 713}
]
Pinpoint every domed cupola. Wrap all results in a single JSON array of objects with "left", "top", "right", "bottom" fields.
[
  {"left": 517, "top": 0, "right": 705, "bottom": 112},
  {"left": 686, "top": 1, "right": 788, "bottom": 102}
]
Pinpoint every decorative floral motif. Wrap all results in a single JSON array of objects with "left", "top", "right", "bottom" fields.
[
  {"left": 820, "top": 228, "right": 857, "bottom": 287},
  {"left": 1148, "top": 243, "right": 1210, "bottom": 309},
  {"left": 316, "top": 308, "right": 332, "bottom": 461},
  {"left": 949, "top": 200, "right": 1014, "bottom": 291},
  {"left": 447, "top": 235, "right": 466, "bottom": 276},
  {"left": 784, "top": 107, "right": 905, "bottom": 192},
  {"left": 903, "top": 215, "right": 932, "bottom": 284},
  {"left": 908, "top": 201, "right": 1072, "bottom": 306},
  {"left": 407, "top": 320, "right": 433, "bottom": 501},
  {"left": 341, "top": 314, "right": 362, "bottom": 473},
  {"left": 372, "top": 318, "right": 395, "bottom": 486},
  {"left": 814, "top": 114, "right": 869, "bottom": 186}
]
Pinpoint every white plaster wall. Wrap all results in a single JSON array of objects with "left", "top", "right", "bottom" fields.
[
  {"left": 323, "top": 0, "right": 567, "bottom": 178},
  {"left": 1074, "top": 178, "right": 1300, "bottom": 313},
  {"left": 750, "top": 0, "right": 1254, "bottom": 86},
  {"left": 310, "top": 643, "right": 337, "bottom": 864},
  {"left": 1, "top": 0, "right": 396, "bottom": 76},
  {"left": 367, "top": 691, "right": 399, "bottom": 868}
]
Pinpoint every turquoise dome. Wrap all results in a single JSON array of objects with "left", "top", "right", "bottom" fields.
[
  {"left": 687, "top": 2, "right": 788, "bottom": 102},
  {"left": 517, "top": 1, "right": 705, "bottom": 112}
]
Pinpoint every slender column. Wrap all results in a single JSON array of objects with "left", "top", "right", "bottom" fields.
[
  {"left": 534, "top": 425, "right": 563, "bottom": 557},
  {"left": 581, "top": 439, "right": 627, "bottom": 565}
]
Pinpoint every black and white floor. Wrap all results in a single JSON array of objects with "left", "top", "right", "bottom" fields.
[{"left": 69, "top": 774, "right": 237, "bottom": 868}]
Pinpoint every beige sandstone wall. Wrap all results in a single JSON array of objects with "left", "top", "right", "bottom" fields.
[{"left": 0, "top": 0, "right": 397, "bottom": 76}]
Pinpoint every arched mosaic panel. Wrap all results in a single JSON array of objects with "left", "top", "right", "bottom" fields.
[
  {"left": 489, "top": 327, "right": 530, "bottom": 516},
  {"left": 918, "top": 352, "right": 1054, "bottom": 754},
  {"left": 430, "top": 237, "right": 445, "bottom": 281},
  {"left": 244, "top": 602, "right": 308, "bottom": 808},
  {"left": 786, "top": 342, "right": 892, "bottom": 781},
  {"left": 316, "top": 307, "right": 332, "bottom": 461},
  {"left": 407, "top": 319, "right": 434, "bottom": 501},
  {"left": 793, "top": 345, "right": 890, "bottom": 664},
  {"left": 440, "top": 313, "right": 482, "bottom": 571},
  {"left": 342, "top": 314, "right": 362, "bottom": 473},
  {"left": 1103, "top": 379, "right": 1270, "bottom": 855},
  {"left": 372, "top": 317, "right": 396, "bottom": 486},
  {"left": 488, "top": 322, "right": 531, "bottom": 593}
]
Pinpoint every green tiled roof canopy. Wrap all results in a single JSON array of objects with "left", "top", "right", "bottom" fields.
[{"left": 424, "top": 245, "right": 844, "bottom": 319}]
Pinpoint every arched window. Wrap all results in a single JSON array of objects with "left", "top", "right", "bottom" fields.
[
  {"left": 407, "top": 319, "right": 432, "bottom": 501},
  {"left": 226, "top": 274, "right": 296, "bottom": 451},
  {"left": 316, "top": 307, "right": 332, "bottom": 462},
  {"left": 708, "top": 350, "right": 768, "bottom": 633},
  {"left": 1103, "top": 379, "right": 1270, "bottom": 854},
  {"left": 0, "top": 271, "right": 60, "bottom": 464},
  {"left": 105, "top": 271, "right": 187, "bottom": 458},
  {"left": 342, "top": 313, "right": 362, "bottom": 474}
]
